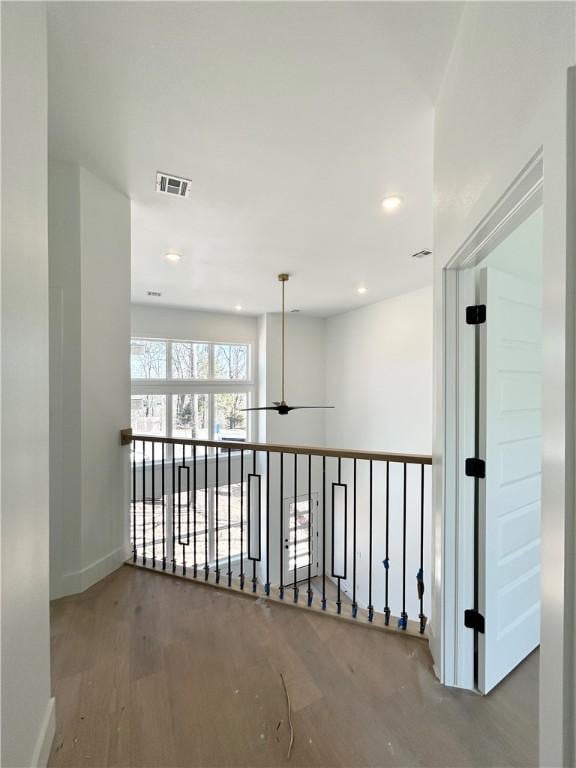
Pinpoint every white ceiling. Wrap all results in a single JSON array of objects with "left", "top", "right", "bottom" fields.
[{"left": 48, "top": 2, "right": 462, "bottom": 317}]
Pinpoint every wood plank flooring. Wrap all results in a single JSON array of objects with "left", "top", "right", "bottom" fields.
[{"left": 48, "top": 566, "right": 538, "bottom": 768}]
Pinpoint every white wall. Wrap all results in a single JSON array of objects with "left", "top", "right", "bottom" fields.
[
  {"left": 1, "top": 3, "right": 54, "bottom": 766},
  {"left": 260, "top": 313, "right": 325, "bottom": 447},
  {"left": 49, "top": 161, "right": 131, "bottom": 599},
  {"left": 79, "top": 169, "right": 131, "bottom": 588},
  {"left": 325, "top": 286, "right": 432, "bottom": 455},
  {"left": 433, "top": 3, "right": 575, "bottom": 763},
  {"left": 131, "top": 304, "right": 257, "bottom": 346},
  {"left": 49, "top": 158, "right": 82, "bottom": 589},
  {"left": 325, "top": 287, "right": 433, "bottom": 620}
]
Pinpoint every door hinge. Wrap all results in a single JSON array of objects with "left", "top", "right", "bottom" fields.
[
  {"left": 466, "top": 304, "right": 486, "bottom": 325},
  {"left": 465, "top": 457, "right": 485, "bottom": 478},
  {"left": 464, "top": 609, "right": 485, "bottom": 633}
]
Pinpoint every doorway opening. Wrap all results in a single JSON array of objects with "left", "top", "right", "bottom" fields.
[{"left": 442, "top": 150, "right": 543, "bottom": 694}]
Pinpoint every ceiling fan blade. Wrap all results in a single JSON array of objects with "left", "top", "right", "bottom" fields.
[
  {"left": 241, "top": 406, "right": 280, "bottom": 412},
  {"left": 286, "top": 406, "right": 335, "bottom": 411}
]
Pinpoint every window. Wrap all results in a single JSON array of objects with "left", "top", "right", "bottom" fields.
[
  {"left": 169, "top": 481, "right": 248, "bottom": 569},
  {"left": 133, "top": 480, "right": 250, "bottom": 569},
  {"left": 172, "top": 393, "right": 209, "bottom": 441},
  {"left": 131, "top": 340, "right": 167, "bottom": 379},
  {"left": 130, "top": 337, "right": 253, "bottom": 446},
  {"left": 214, "top": 392, "right": 247, "bottom": 442},
  {"left": 131, "top": 336, "right": 255, "bottom": 566},
  {"left": 214, "top": 343, "right": 248, "bottom": 380},
  {"left": 172, "top": 342, "right": 209, "bottom": 379},
  {"left": 131, "top": 394, "right": 166, "bottom": 434},
  {"left": 131, "top": 394, "right": 166, "bottom": 461}
]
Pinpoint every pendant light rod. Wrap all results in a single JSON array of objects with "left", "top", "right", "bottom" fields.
[
  {"left": 241, "top": 273, "right": 333, "bottom": 414},
  {"left": 278, "top": 273, "right": 289, "bottom": 404}
]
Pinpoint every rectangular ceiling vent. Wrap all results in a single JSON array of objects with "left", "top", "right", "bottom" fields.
[{"left": 156, "top": 171, "right": 191, "bottom": 198}]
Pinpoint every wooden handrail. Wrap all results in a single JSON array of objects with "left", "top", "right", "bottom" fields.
[{"left": 120, "top": 428, "right": 432, "bottom": 465}]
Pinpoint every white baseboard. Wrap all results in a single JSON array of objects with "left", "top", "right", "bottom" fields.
[
  {"left": 30, "top": 697, "right": 55, "bottom": 768},
  {"left": 52, "top": 546, "right": 126, "bottom": 599}
]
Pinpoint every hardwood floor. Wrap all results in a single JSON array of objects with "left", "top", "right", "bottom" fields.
[{"left": 49, "top": 566, "right": 538, "bottom": 768}]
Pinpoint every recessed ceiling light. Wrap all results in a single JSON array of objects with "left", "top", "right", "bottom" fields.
[
  {"left": 357, "top": 286, "right": 368, "bottom": 295},
  {"left": 235, "top": 304, "right": 243, "bottom": 311},
  {"left": 164, "top": 252, "right": 181, "bottom": 263},
  {"left": 382, "top": 195, "right": 403, "bottom": 212}
]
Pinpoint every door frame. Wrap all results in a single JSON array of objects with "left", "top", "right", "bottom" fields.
[{"left": 441, "top": 150, "right": 543, "bottom": 691}]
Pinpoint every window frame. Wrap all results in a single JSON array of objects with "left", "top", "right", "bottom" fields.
[{"left": 131, "top": 336, "right": 256, "bottom": 446}]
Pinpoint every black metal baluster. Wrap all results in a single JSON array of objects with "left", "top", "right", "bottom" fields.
[
  {"left": 142, "top": 440, "right": 146, "bottom": 566},
  {"left": 265, "top": 451, "right": 271, "bottom": 595},
  {"left": 187, "top": 445, "right": 190, "bottom": 573},
  {"left": 152, "top": 441, "right": 156, "bottom": 567},
  {"left": 240, "top": 449, "right": 245, "bottom": 590},
  {"left": 132, "top": 439, "right": 137, "bottom": 562},
  {"left": 252, "top": 450, "right": 257, "bottom": 593},
  {"left": 293, "top": 453, "right": 298, "bottom": 603},
  {"left": 418, "top": 464, "right": 427, "bottom": 634},
  {"left": 204, "top": 445, "right": 209, "bottom": 580},
  {"left": 307, "top": 454, "right": 313, "bottom": 607},
  {"left": 193, "top": 444, "right": 197, "bottom": 578},
  {"left": 322, "top": 456, "right": 326, "bottom": 610},
  {"left": 368, "top": 461, "right": 374, "bottom": 622},
  {"left": 335, "top": 459, "right": 342, "bottom": 614},
  {"left": 172, "top": 444, "right": 176, "bottom": 573},
  {"left": 227, "top": 447, "right": 232, "bottom": 587},
  {"left": 279, "top": 452, "right": 284, "bottom": 599},
  {"left": 399, "top": 463, "right": 408, "bottom": 630},
  {"left": 383, "top": 461, "right": 391, "bottom": 625},
  {"left": 162, "top": 442, "right": 166, "bottom": 570},
  {"left": 215, "top": 446, "right": 220, "bottom": 583},
  {"left": 181, "top": 444, "right": 187, "bottom": 575},
  {"left": 352, "top": 459, "right": 357, "bottom": 618}
]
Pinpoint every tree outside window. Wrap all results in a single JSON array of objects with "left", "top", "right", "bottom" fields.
[
  {"left": 131, "top": 340, "right": 166, "bottom": 378},
  {"left": 214, "top": 344, "right": 248, "bottom": 380}
]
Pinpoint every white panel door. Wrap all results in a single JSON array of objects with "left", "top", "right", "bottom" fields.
[
  {"left": 478, "top": 267, "right": 542, "bottom": 694},
  {"left": 283, "top": 494, "right": 318, "bottom": 586}
]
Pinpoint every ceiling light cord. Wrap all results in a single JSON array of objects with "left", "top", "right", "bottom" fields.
[
  {"left": 240, "top": 273, "right": 333, "bottom": 415},
  {"left": 281, "top": 275, "right": 286, "bottom": 404}
]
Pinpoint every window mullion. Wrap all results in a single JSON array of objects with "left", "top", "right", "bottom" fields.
[
  {"left": 209, "top": 342, "right": 215, "bottom": 379},
  {"left": 166, "top": 340, "right": 173, "bottom": 380},
  {"left": 209, "top": 392, "right": 215, "bottom": 444},
  {"left": 167, "top": 392, "right": 173, "bottom": 439}
]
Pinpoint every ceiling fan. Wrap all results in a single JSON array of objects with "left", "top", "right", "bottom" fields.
[{"left": 242, "top": 274, "right": 334, "bottom": 415}]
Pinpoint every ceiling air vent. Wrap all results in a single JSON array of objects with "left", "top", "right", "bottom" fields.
[{"left": 156, "top": 171, "right": 191, "bottom": 198}]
